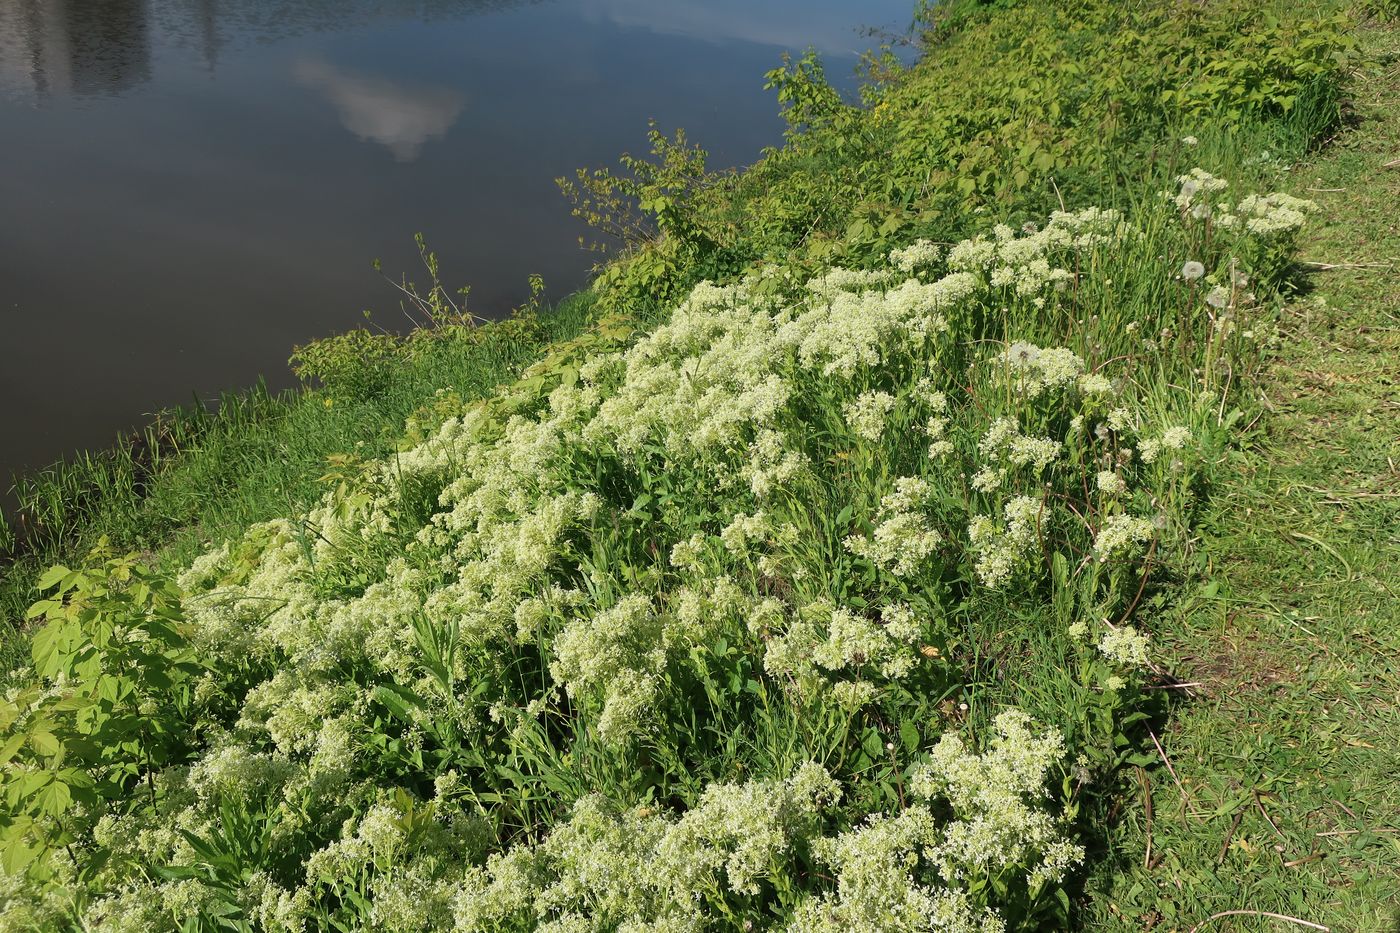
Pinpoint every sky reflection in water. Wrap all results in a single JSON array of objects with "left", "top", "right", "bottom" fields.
[{"left": 0, "top": 0, "right": 914, "bottom": 488}]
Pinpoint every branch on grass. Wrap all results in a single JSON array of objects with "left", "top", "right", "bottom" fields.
[
  {"left": 1300, "top": 260, "right": 1394, "bottom": 270},
  {"left": 1188, "top": 910, "right": 1328, "bottom": 933},
  {"left": 1217, "top": 807, "right": 1244, "bottom": 865},
  {"left": 1148, "top": 725, "right": 1197, "bottom": 816},
  {"left": 1254, "top": 789, "right": 1288, "bottom": 845}
]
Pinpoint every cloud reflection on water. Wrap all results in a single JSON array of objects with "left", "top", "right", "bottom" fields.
[{"left": 294, "top": 58, "right": 464, "bottom": 161}]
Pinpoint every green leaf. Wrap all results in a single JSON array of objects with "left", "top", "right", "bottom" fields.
[
  {"left": 33, "top": 780, "right": 72, "bottom": 818},
  {"left": 899, "top": 719, "right": 921, "bottom": 754},
  {"left": 1, "top": 828, "right": 43, "bottom": 875},
  {"left": 0, "top": 732, "right": 26, "bottom": 766},
  {"left": 36, "top": 565, "right": 71, "bottom": 591},
  {"left": 373, "top": 683, "right": 427, "bottom": 723},
  {"left": 861, "top": 727, "right": 885, "bottom": 762},
  {"left": 29, "top": 620, "right": 67, "bottom": 675},
  {"left": 27, "top": 731, "right": 61, "bottom": 758}
]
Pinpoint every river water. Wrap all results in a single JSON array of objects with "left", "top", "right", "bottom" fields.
[{"left": 0, "top": 0, "right": 911, "bottom": 492}]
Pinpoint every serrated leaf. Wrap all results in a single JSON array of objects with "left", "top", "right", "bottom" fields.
[
  {"left": 33, "top": 780, "right": 72, "bottom": 818},
  {"left": 36, "top": 565, "right": 71, "bottom": 591},
  {"left": 27, "top": 731, "right": 61, "bottom": 758}
]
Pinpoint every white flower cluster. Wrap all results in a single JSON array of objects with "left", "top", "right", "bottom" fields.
[
  {"left": 1095, "top": 470, "right": 1128, "bottom": 497},
  {"left": 742, "top": 428, "right": 810, "bottom": 499},
  {"left": 844, "top": 390, "right": 897, "bottom": 442},
  {"left": 1000, "top": 342, "right": 1087, "bottom": 399},
  {"left": 845, "top": 477, "right": 944, "bottom": 576},
  {"left": 1172, "top": 169, "right": 1314, "bottom": 239},
  {"left": 976, "top": 417, "right": 1063, "bottom": 481},
  {"left": 1215, "top": 192, "right": 1315, "bottom": 238},
  {"left": 889, "top": 238, "right": 943, "bottom": 274},
  {"left": 1098, "top": 625, "right": 1151, "bottom": 668},
  {"left": 791, "top": 711, "right": 1081, "bottom": 931},
  {"left": 968, "top": 496, "right": 1042, "bottom": 588},
  {"left": 946, "top": 208, "right": 1123, "bottom": 298},
  {"left": 454, "top": 763, "right": 838, "bottom": 930},
  {"left": 1093, "top": 513, "right": 1155, "bottom": 561},
  {"left": 1137, "top": 426, "right": 1190, "bottom": 464}
]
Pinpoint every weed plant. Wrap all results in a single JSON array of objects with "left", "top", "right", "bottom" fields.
[{"left": 0, "top": 0, "right": 1360, "bottom": 928}]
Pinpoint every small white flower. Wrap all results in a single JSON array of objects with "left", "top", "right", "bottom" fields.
[
  {"left": 1099, "top": 625, "right": 1151, "bottom": 667},
  {"left": 1096, "top": 470, "right": 1128, "bottom": 496}
]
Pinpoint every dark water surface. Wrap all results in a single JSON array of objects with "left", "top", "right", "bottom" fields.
[{"left": 0, "top": 0, "right": 910, "bottom": 491}]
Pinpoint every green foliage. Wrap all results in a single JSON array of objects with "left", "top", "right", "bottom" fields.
[
  {"left": 288, "top": 326, "right": 407, "bottom": 404},
  {"left": 2, "top": 542, "right": 198, "bottom": 877},
  {"left": 0, "top": 0, "right": 1372, "bottom": 929},
  {"left": 558, "top": 125, "right": 742, "bottom": 316},
  {"left": 558, "top": 0, "right": 1354, "bottom": 324},
  {"left": 289, "top": 236, "right": 552, "bottom": 403},
  {"left": 1363, "top": 0, "right": 1400, "bottom": 20}
]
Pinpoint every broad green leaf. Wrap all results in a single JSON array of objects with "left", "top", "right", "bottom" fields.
[
  {"left": 899, "top": 719, "right": 921, "bottom": 754},
  {"left": 0, "top": 732, "right": 26, "bottom": 766},
  {"left": 36, "top": 565, "right": 71, "bottom": 591},
  {"left": 27, "top": 731, "right": 61, "bottom": 758},
  {"left": 33, "top": 780, "right": 72, "bottom": 818}
]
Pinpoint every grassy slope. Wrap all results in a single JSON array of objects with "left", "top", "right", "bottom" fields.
[
  {"left": 0, "top": 293, "right": 595, "bottom": 677},
  {"left": 1092, "top": 21, "right": 1400, "bottom": 931},
  {"left": 0, "top": 3, "right": 1382, "bottom": 925}
]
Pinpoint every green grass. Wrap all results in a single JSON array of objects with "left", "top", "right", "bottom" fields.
[
  {"left": 1088, "top": 20, "right": 1400, "bottom": 931},
  {"left": 0, "top": 1, "right": 1386, "bottom": 928}
]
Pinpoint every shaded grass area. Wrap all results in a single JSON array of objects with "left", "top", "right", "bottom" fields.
[
  {"left": 0, "top": 293, "right": 596, "bottom": 678},
  {"left": 1089, "top": 21, "right": 1400, "bottom": 931}
]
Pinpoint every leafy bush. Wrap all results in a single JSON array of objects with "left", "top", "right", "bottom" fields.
[
  {"left": 564, "top": 0, "right": 1352, "bottom": 319},
  {"left": 1, "top": 543, "right": 199, "bottom": 877}
]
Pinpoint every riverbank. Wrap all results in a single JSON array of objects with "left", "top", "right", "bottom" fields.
[
  {"left": 0, "top": 290, "right": 597, "bottom": 675},
  {"left": 0, "top": 0, "right": 1381, "bottom": 928}
]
